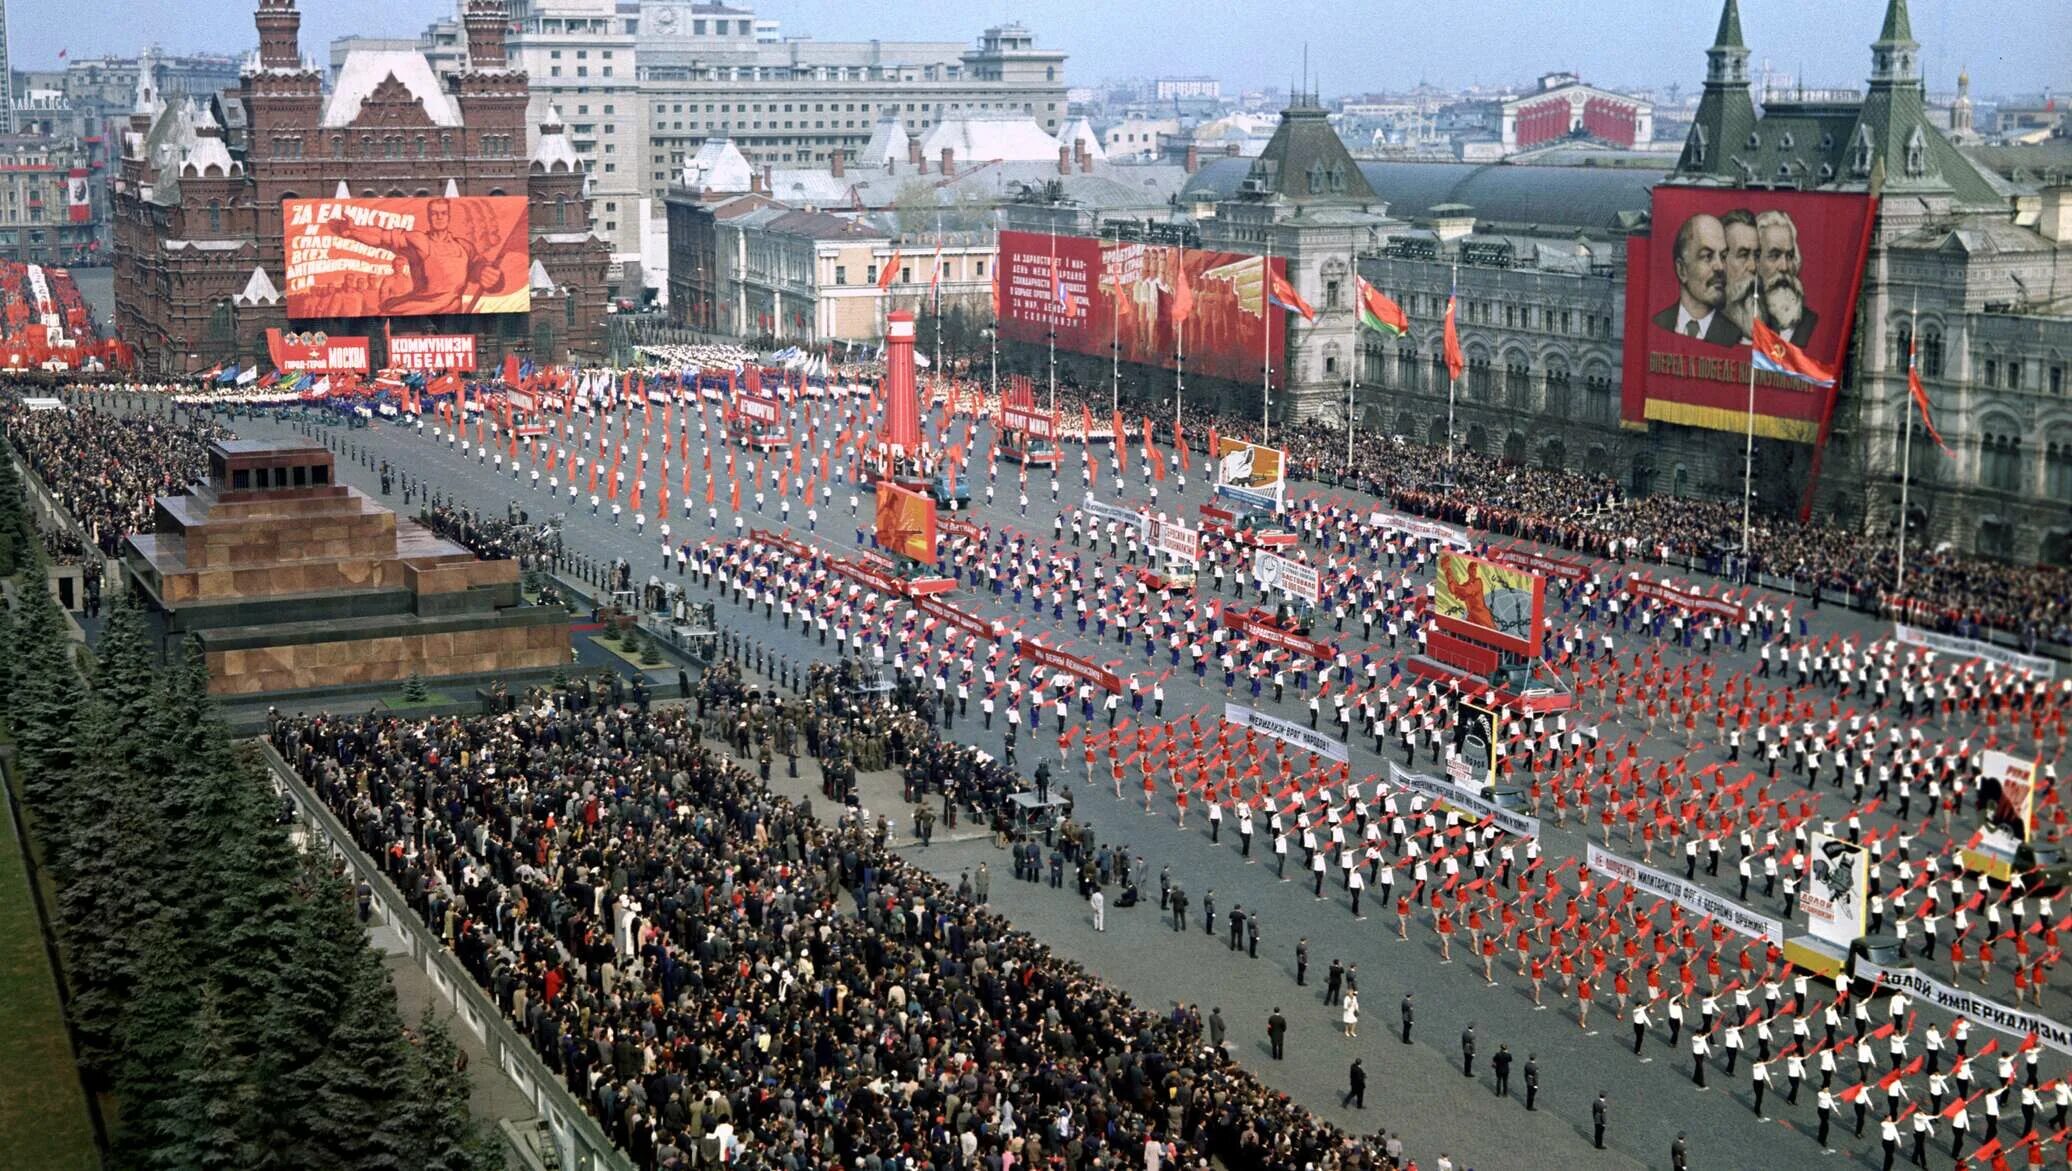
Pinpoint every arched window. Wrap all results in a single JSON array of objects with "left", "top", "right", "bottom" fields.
[
  {"left": 1920, "top": 327, "right": 1944, "bottom": 377},
  {"left": 1543, "top": 358, "right": 1572, "bottom": 416},
  {"left": 1503, "top": 353, "right": 1531, "bottom": 407},
  {"left": 207, "top": 199, "right": 222, "bottom": 233},
  {"left": 1398, "top": 345, "right": 1420, "bottom": 393},
  {"left": 1979, "top": 427, "right": 2023, "bottom": 492},
  {"left": 2047, "top": 437, "right": 2072, "bottom": 502},
  {"left": 1467, "top": 353, "right": 1493, "bottom": 402},
  {"left": 1894, "top": 321, "right": 1914, "bottom": 368},
  {"left": 555, "top": 197, "right": 568, "bottom": 227},
  {"left": 1584, "top": 368, "right": 1615, "bottom": 423}
]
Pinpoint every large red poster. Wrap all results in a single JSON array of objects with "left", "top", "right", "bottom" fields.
[
  {"left": 1621, "top": 188, "right": 1876, "bottom": 444},
  {"left": 995, "top": 231, "right": 1285, "bottom": 385},
  {"left": 283, "top": 197, "right": 532, "bottom": 320}
]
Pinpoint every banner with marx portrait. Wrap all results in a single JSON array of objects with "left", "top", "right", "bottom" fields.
[
  {"left": 1621, "top": 188, "right": 1876, "bottom": 444},
  {"left": 283, "top": 197, "right": 532, "bottom": 319}
]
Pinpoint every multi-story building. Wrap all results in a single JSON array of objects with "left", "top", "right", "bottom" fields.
[
  {"left": 1154, "top": 77, "right": 1221, "bottom": 103},
  {"left": 112, "top": 0, "right": 609, "bottom": 374},
  {"left": 664, "top": 142, "right": 994, "bottom": 344},
  {"left": 1169, "top": 1, "right": 2071, "bottom": 567},
  {"left": 0, "top": 130, "right": 102, "bottom": 263},
  {"left": 441, "top": 0, "right": 1066, "bottom": 289},
  {"left": 0, "top": 0, "right": 14, "bottom": 134},
  {"left": 1499, "top": 72, "right": 1655, "bottom": 153}
]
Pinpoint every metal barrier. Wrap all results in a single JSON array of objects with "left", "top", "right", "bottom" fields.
[{"left": 255, "top": 740, "right": 635, "bottom": 1171}]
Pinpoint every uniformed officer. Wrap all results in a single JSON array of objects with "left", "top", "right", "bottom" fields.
[{"left": 1523, "top": 1054, "right": 1540, "bottom": 1110}]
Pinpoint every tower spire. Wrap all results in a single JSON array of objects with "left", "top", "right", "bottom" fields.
[
  {"left": 1870, "top": 0, "right": 1919, "bottom": 86},
  {"left": 1714, "top": 0, "right": 1745, "bottom": 50}
]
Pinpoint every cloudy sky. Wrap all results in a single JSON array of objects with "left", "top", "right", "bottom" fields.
[{"left": 13, "top": 0, "right": 2062, "bottom": 97}]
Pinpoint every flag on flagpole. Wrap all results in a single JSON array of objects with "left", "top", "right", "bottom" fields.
[
  {"left": 1748, "top": 316, "right": 1836, "bottom": 388},
  {"left": 1266, "top": 268, "right": 1315, "bottom": 321},
  {"left": 1906, "top": 332, "right": 1950, "bottom": 455},
  {"left": 878, "top": 250, "right": 902, "bottom": 291},
  {"left": 1442, "top": 271, "right": 1465, "bottom": 382},
  {"left": 1356, "top": 276, "right": 1409, "bottom": 336},
  {"left": 1169, "top": 262, "right": 1196, "bottom": 324}
]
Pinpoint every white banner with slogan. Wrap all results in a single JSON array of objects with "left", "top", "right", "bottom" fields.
[
  {"left": 1253, "top": 550, "right": 1321, "bottom": 606},
  {"left": 1150, "top": 517, "right": 1201, "bottom": 563},
  {"left": 1224, "top": 703, "right": 1349, "bottom": 765},
  {"left": 1586, "top": 843, "right": 1785, "bottom": 943},
  {"left": 1893, "top": 623, "right": 2057, "bottom": 679},
  {"left": 1855, "top": 960, "right": 2072, "bottom": 1056},
  {"left": 1083, "top": 493, "right": 1149, "bottom": 536},
  {"left": 1387, "top": 762, "right": 1541, "bottom": 840}
]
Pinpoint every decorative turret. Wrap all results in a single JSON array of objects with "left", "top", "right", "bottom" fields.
[
  {"left": 464, "top": 0, "right": 510, "bottom": 71},
  {"left": 1868, "top": 0, "right": 1919, "bottom": 88},
  {"left": 255, "top": 0, "right": 303, "bottom": 71},
  {"left": 1676, "top": 0, "right": 1757, "bottom": 178}
]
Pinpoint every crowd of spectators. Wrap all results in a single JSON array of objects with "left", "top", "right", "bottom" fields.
[
  {"left": 0, "top": 392, "right": 228, "bottom": 556},
  {"left": 272, "top": 669, "right": 1407, "bottom": 1171}
]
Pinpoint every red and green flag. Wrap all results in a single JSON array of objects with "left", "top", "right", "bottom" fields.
[{"left": 1355, "top": 276, "right": 1408, "bottom": 337}]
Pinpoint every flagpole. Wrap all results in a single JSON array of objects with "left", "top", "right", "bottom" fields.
[
  {"left": 1898, "top": 296, "right": 1919, "bottom": 596},
  {"left": 1175, "top": 295, "right": 1186, "bottom": 463},
  {"left": 1740, "top": 329, "right": 1757, "bottom": 561},
  {"left": 1048, "top": 218, "right": 1058, "bottom": 424},
  {"left": 1346, "top": 247, "right": 1356, "bottom": 474},
  {"left": 1444, "top": 262, "right": 1458, "bottom": 484},
  {"left": 1262, "top": 237, "right": 1274, "bottom": 446}
]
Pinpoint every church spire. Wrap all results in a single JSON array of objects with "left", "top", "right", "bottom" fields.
[{"left": 1680, "top": 0, "right": 1755, "bottom": 177}]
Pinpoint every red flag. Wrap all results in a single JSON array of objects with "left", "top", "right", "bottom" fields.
[
  {"left": 1111, "top": 409, "right": 1125, "bottom": 449},
  {"left": 1207, "top": 424, "right": 1219, "bottom": 465},
  {"left": 878, "top": 249, "right": 902, "bottom": 291},
  {"left": 1169, "top": 262, "right": 1195, "bottom": 324},
  {"left": 1906, "top": 335, "right": 1951, "bottom": 455},
  {"left": 1175, "top": 418, "right": 1189, "bottom": 471},
  {"left": 729, "top": 478, "right": 740, "bottom": 511},
  {"left": 1442, "top": 274, "right": 1465, "bottom": 383}
]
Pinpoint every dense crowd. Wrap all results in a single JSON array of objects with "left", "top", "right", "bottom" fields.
[
  {"left": 0, "top": 394, "right": 229, "bottom": 555},
  {"left": 272, "top": 675, "right": 1408, "bottom": 1171}
]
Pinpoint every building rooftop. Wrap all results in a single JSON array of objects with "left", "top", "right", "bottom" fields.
[
  {"left": 1181, "top": 156, "right": 1660, "bottom": 233},
  {"left": 323, "top": 49, "right": 461, "bottom": 128}
]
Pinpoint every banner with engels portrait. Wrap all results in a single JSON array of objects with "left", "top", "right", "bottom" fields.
[{"left": 1621, "top": 188, "right": 1877, "bottom": 443}]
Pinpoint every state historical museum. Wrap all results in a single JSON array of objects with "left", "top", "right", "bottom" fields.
[{"left": 112, "top": 0, "right": 609, "bottom": 375}]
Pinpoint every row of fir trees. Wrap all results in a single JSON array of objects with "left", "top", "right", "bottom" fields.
[{"left": 0, "top": 445, "right": 503, "bottom": 1171}]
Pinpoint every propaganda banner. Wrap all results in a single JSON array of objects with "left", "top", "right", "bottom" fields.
[
  {"left": 1365, "top": 510, "right": 1473, "bottom": 548},
  {"left": 1587, "top": 843, "right": 1785, "bottom": 943},
  {"left": 1854, "top": 960, "right": 2072, "bottom": 1056},
  {"left": 1149, "top": 517, "right": 1201, "bottom": 563},
  {"left": 1082, "top": 493, "right": 1147, "bottom": 531},
  {"left": 1448, "top": 699, "right": 1500, "bottom": 792},
  {"left": 748, "top": 528, "right": 811, "bottom": 559},
  {"left": 1225, "top": 703, "right": 1350, "bottom": 765},
  {"left": 1803, "top": 833, "right": 1868, "bottom": 949},
  {"left": 266, "top": 328, "right": 370, "bottom": 373},
  {"left": 1621, "top": 188, "right": 1877, "bottom": 444},
  {"left": 916, "top": 596, "right": 1004, "bottom": 642},
  {"left": 1388, "top": 762, "right": 1540, "bottom": 840},
  {"left": 738, "top": 393, "right": 784, "bottom": 425},
  {"left": 1002, "top": 402, "right": 1057, "bottom": 439},
  {"left": 874, "top": 482, "right": 939, "bottom": 567},
  {"left": 1893, "top": 623, "right": 2057, "bottom": 679},
  {"left": 1225, "top": 609, "right": 1336, "bottom": 662},
  {"left": 1215, "top": 437, "right": 1286, "bottom": 495},
  {"left": 283, "top": 196, "right": 532, "bottom": 319},
  {"left": 1252, "top": 550, "right": 1321, "bottom": 606},
  {"left": 830, "top": 557, "right": 903, "bottom": 597},
  {"left": 1433, "top": 550, "right": 1545, "bottom": 657},
  {"left": 1982, "top": 750, "right": 2040, "bottom": 851},
  {"left": 996, "top": 230, "right": 1286, "bottom": 385},
  {"left": 1018, "top": 639, "right": 1122, "bottom": 693},
  {"left": 1488, "top": 547, "right": 1590, "bottom": 584},
  {"left": 387, "top": 333, "right": 478, "bottom": 371},
  {"left": 1623, "top": 575, "right": 1746, "bottom": 623}
]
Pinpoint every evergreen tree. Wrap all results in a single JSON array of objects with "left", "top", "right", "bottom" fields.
[
  {"left": 109, "top": 915, "right": 206, "bottom": 1171},
  {"left": 0, "top": 443, "right": 25, "bottom": 576},
  {"left": 11, "top": 548, "right": 87, "bottom": 832},
  {"left": 409, "top": 1005, "right": 502, "bottom": 1171},
  {"left": 304, "top": 948, "right": 417, "bottom": 1171},
  {"left": 134, "top": 987, "right": 260, "bottom": 1171}
]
